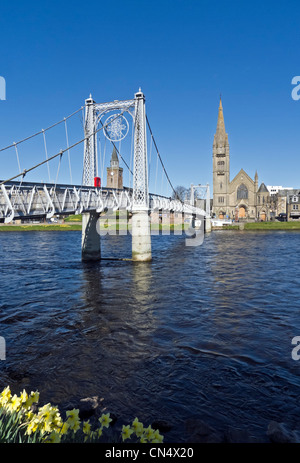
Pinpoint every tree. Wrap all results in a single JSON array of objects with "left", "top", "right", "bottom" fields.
[{"left": 172, "top": 185, "right": 189, "bottom": 202}]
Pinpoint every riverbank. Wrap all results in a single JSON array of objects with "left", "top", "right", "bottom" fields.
[
  {"left": 216, "top": 221, "right": 300, "bottom": 231},
  {"left": 0, "top": 223, "right": 82, "bottom": 232},
  {"left": 0, "top": 222, "right": 185, "bottom": 232},
  {"left": 2, "top": 220, "right": 300, "bottom": 232}
]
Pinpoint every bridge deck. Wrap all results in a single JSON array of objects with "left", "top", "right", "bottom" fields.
[{"left": 0, "top": 180, "right": 206, "bottom": 223}]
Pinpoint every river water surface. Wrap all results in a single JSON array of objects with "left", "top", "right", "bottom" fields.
[{"left": 0, "top": 230, "right": 300, "bottom": 442}]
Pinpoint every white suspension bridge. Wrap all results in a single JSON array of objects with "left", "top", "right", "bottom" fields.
[{"left": 0, "top": 89, "right": 211, "bottom": 261}]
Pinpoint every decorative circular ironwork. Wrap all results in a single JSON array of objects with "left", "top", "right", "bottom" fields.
[{"left": 103, "top": 113, "right": 129, "bottom": 142}]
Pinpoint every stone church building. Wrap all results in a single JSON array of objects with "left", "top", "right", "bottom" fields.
[{"left": 212, "top": 98, "right": 270, "bottom": 221}]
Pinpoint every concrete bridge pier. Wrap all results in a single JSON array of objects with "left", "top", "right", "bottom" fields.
[
  {"left": 81, "top": 212, "right": 101, "bottom": 261},
  {"left": 205, "top": 216, "right": 212, "bottom": 233},
  {"left": 131, "top": 210, "right": 152, "bottom": 262}
]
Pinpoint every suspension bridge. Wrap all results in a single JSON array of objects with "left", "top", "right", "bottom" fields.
[{"left": 0, "top": 89, "right": 211, "bottom": 261}]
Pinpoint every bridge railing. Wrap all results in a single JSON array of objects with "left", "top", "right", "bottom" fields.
[{"left": 0, "top": 181, "right": 207, "bottom": 223}]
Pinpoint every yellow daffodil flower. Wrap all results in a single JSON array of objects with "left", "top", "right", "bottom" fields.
[
  {"left": 99, "top": 413, "right": 112, "bottom": 428},
  {"left": 143, "top": 425, "right": 154, "bottom": 440},
  {"left": 121, "top": 424, "right": 134, "bottom": 441},
  {"left": 83, "top": 420, "right": 91, "bottom": 435},
  {"left": 152, "top": 429, "right": 164, "bottom": 442},
  {"left": 132, "top": 418, "right": 144, "bottom": 437},
  {"left": 66, "top": 409, "right": 80, "bottom": 433},
  {"left": 20, "top": 389, "right": 28, "bottom": 403},
  {"left": 60, "top": 421, "right": 69, "bottom": 435},
  {"left": 9, "top": 394, "right": 22, "bottom": 412}
]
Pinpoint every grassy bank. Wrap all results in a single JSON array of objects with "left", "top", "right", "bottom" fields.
[
  {"left": 221, "top": 221, "right": 300, "bottom": 231},
  {"left": 0, "top": 222, "right": 186, "bottom": 232},
  {"left": 64, "top": 214, "right": 82, "bottom": 222},
  {"left": 0, "top": 223, "right": 82, "bottom": 232}
]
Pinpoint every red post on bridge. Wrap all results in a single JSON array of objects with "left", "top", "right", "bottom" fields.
[{"left": 94, "top": 177, "right": 101, "bottom": 188}]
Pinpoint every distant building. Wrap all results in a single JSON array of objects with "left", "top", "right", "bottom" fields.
[
  {"left": 212, "top": 98, "right": 270, "bottom": 221},
  {"left": 267, "top": 185, "right": 293, "bottom": 195},
  {"left": 106, "top": 146, "right": 123, "bottom": 189},
  {"left": 287, "top": 190, "right": 300, "bottom": 220}
]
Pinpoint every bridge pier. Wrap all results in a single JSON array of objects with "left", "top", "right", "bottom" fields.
[
  {"left": 81, "top": 212, "right": 101, "bottom": 261},
  {"left": 131, "top": 210, "right": 152, "bottom": 262},
  {"left": 205, "top": 216, "right": 212, "bottom": 233}
]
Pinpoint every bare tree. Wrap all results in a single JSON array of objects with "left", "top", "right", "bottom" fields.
[{"left": 172, "top": 185, "right": 189, "bottom": 202}]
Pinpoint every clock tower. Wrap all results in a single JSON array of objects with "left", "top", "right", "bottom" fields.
[{"left": 106, "top": 146, "right": 123, "bottom": 189}]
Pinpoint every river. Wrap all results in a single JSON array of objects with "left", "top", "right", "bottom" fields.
[{"left": 0, "top": 230, "right": 300, "bottom": 442}]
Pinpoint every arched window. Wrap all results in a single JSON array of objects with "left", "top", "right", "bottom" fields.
[{"left": 237, "top": 184, "right": 248, "bottom": 200}]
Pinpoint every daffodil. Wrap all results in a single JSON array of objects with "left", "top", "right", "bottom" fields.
[
  {"left": 26, "top": 418, "right": 39, "bottom": 435},
  {"left": 122, "top": 424, "right": 134, "bottom": 441},
  {"left": 152, "top": 429, "right": 163, "bottom": 442},
  {"left": 24, "top": 391, "right": 39, "bottom": 409},
  {"left": 60, "top": 421, "right": 69, "bottom": 435},
  {"left": 66, "top": 408, "right": 80, "bottom": 433},
  {"left": 99, "top": 413, "right": 112, "bottom": 428},
  {"left": 9, "top": 394, "right": 22, "bottom": 412},
  {"left": 0, "top": 386, "right": 11, "bottom": 407},
  {"left": 20, "top": 389, "right": 28, "bottom": 403},
  {"left": 26, "top": 410, "right": 35, "bottom": 421},
  {"left": 66, "top": 408, "right": 80, "bottom": 421},
  {"left": 31, "top": 391, "right": 40, "bottom": 403},
  {"left": 132, "top": 417, "right": 144, "bottom": 437},
  {"left": 143, "top": 425, "right": 154, "bottom": 441},
  {"left": 42, "top": 421, "right": 53, "bottom": 434},
  {"left": 83, "top": 420, "right": 91, "bottom": 435}
]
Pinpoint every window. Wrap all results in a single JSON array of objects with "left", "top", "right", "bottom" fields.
[
  {"left": 292, "top": 195, "right": 298, "bottom": 202},
  {"left": 293, "top": 204, "right": 299, "bottom": 210},
  {"left": 218, "top": 196, "right": 225, "bottom": 204},
  {"left": 217, "top": 160, "right": 225, "bottom": 166},
  {"left": 237, "top": 184, "right": 248, "bottom": 200}
]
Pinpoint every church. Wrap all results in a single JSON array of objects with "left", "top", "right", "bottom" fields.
[{"left": 212, "top": 98, "right": 270, "bottom": 221}]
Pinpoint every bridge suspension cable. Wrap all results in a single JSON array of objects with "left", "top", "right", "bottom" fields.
[
  {"left": 0, "top": 105, "right": 85, "bottom": 153},
  {"left": 146, "top": 115, "right": 183, "bottom": 204},
  {"left": 0, "top": 106, "right": 134, "bottom": 186}
]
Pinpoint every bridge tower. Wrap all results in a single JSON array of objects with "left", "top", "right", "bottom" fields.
[
  {"left": 81, "top": 94, "right": 101, "bottom": 261},
  {"left": 81, "top": 89, "right": 151, "bottom": 262},
  {"left": 131, "top": 89, "right": 151, "bottom": 262}
]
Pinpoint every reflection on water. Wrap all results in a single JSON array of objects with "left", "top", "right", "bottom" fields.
[{"left": 0, "top": 230, "right": 300, "bottom": 441}]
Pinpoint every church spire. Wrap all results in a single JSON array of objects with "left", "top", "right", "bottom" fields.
[{"left": 216, "top": 96, "right": 226, "bottom": 138}]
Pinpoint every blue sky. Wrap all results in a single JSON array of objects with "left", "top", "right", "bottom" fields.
[{"left": 0, "top": 0, "right": 300, "bottom": 194}]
